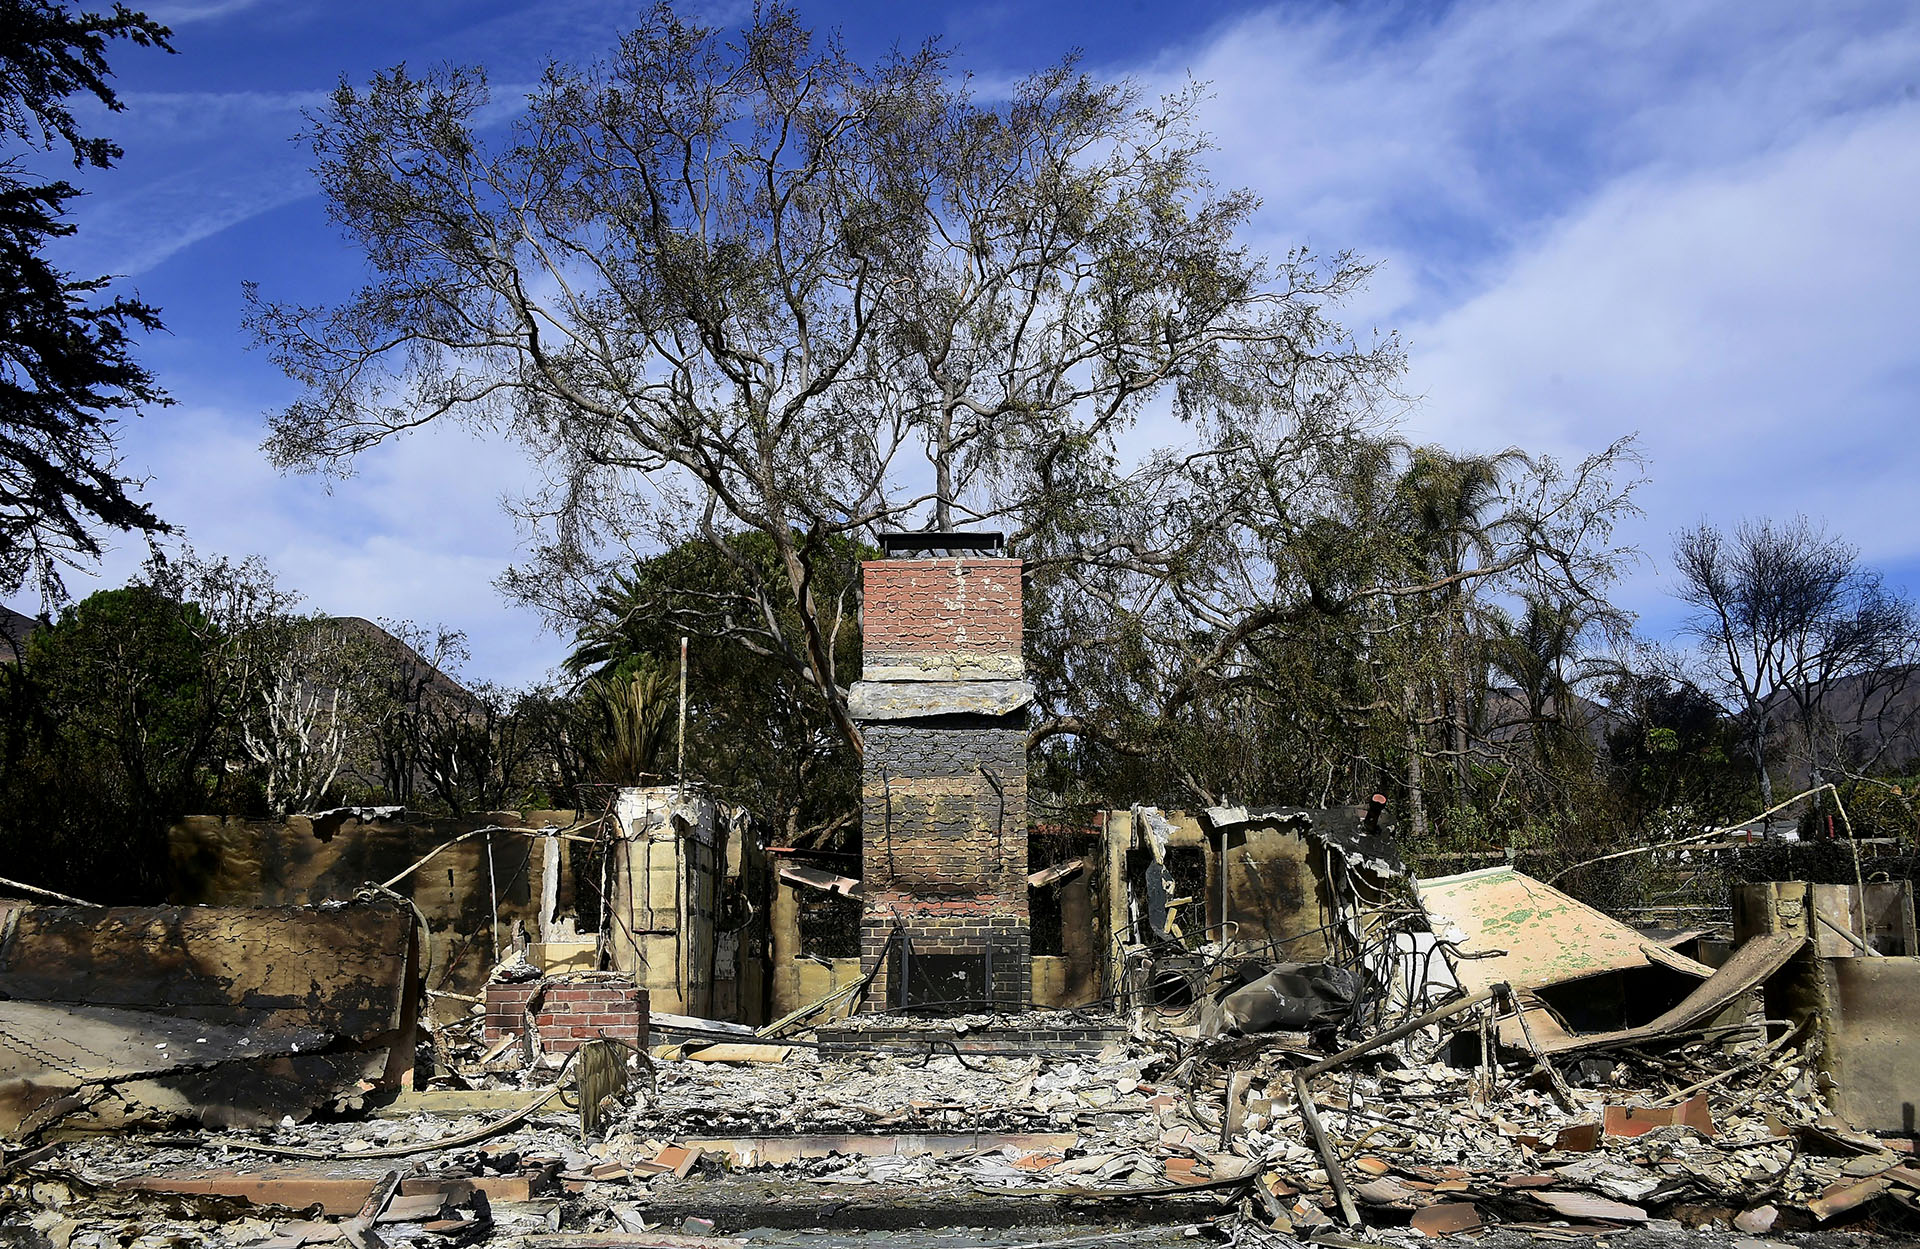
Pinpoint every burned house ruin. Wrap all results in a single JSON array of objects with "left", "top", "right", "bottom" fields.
[{"left": 14, "top": 538, "right": 1920, "bottom": 1243}]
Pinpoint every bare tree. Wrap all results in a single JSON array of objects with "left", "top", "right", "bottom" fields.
[
  {"left": 353, "top": 620, "right": 473, "bottom": 807},
  {"left": 238, "top": 615, "right": 390, "bottom": 815},
  {"left": 245, "top": 3, "right": 1397, "bottom": 758},
  {"left": 412, "top": 681, "right": 541, "bottom": 817},
  {"left": 1673, "top": 516, "right": 1920, "bottom": 806}
]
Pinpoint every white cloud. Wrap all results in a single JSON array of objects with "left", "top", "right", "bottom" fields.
[
  {"left": 5, "top": 404, "right": 569, "bottom": 688},
  {"left": 66, "top": 161, "right": 313, "bottom": 277},
  {"left": 1404, "top": 102, "right": 1920, "bottom": 620},
  {"left": 1123, "top": 0, "right": 1920, "bottom": 631},
  {"left": 1132, "top": 0, "right": 1919, "bottom": 316}
]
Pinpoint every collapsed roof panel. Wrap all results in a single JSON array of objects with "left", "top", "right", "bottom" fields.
[
  {"left": 1522, "top": 931, "right": 1804, "bottom": 1055},
  {"left": 1416, "top": 865, "right": 1712, "bottom": 996}
]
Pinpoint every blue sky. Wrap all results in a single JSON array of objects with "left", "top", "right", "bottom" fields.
[{"left": 11, "top": 0, "right": 1920, "bottom": 686}]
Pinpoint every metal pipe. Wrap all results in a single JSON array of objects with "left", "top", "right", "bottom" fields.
[
  {"left": 485, "top": 828, "right": 501, "bottom": 964},
  {"left": 676, "top": 636, "right": 689, "bottom": 800}
]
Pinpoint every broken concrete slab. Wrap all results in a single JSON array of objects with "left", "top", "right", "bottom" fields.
[{"left": 1533, "top": 1191, "right": 1649, "bottom": 1222}]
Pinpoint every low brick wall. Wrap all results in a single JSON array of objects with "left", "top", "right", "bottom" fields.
[
  {"left": 816, "top": 1020, "right": 1122, "bottom": 1059},
  {"left": 484, "top": 978, "right": 648, "bottom": 1054}
]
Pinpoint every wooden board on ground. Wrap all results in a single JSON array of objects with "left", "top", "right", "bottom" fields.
[
  {"left": 685, "top": 1043, "right": 793, "bottom": 1063},
  {"left": 371, "top": 1088, "right": 548, "bottom": 1119}
]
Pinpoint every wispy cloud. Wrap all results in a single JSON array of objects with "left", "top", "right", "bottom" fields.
[
  {"left": 64, "top": 162, "right": 313, "bottom": 278},
  {"left": 1133, "top": 0, "right": 1920, "bottom": 630},
  {"left": 49, "top": 88, "right": 323, "bottom": 277},
  {"left": 142, "top": 0, "right": 272, "bottom": 25}
]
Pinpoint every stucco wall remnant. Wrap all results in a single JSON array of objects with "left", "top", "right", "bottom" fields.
[
  {"left": 0, "top": 899, "right": 420, "bottom": 1137},
  {"left": 168, "top": 810, "right": 579, "bottom": 1018}
]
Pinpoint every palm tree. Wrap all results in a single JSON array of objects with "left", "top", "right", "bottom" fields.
[
  {"left": 1486, "top": 594, "right": 1623, "bottom": 777},
  {"left": 586, "top": 665, "right": 672, "bottom": 786},
  {"left": 1393, "top": 446, "right": 1530, "bottom": 829}
]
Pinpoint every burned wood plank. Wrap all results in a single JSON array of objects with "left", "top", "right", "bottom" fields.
[
  {"left": 338, "top": 1169, "right": 401, "bottom": 1249},
  {"left": 115, "top": 1169, "right": 384, "bottom": 1216},
  {"left": 1026, "top": 858, "right": 1085, "bottom": 889},
  {"left": 1294, "top": 1070, "right": 1360, "bottom": 1227}
]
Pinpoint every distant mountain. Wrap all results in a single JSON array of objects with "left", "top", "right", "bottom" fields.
[
  {"left": 320, "top": 616, "right": 478, "bottom": 707},
  {"left": 0, "top": 607, "right": 39, "bottom": 664},
  {"left": 1480, "top": 685, "right": 1621, "bottom": 750},
  {"left": 1763, "top": 666, "right": 1920, "bottom": 776}
]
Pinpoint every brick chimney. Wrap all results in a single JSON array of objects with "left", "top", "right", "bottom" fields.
[{"left": 851, "top": 534, "right": 1031, "bottom": 1010}]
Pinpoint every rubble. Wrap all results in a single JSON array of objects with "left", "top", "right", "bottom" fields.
[
  {"left": 4, "top": 969, "right": 1913, "bottom": 1247},
  {"left": 8, "top": 815, "right": 1919, "bottom": 1247}
]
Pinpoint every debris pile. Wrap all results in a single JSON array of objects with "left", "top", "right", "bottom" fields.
[
  {"left": 3, "top": 850, "right": 1918, "bottom": 1246},
  {"left": 9, "top": 979, "right": 1918, "bottom": 1246}
]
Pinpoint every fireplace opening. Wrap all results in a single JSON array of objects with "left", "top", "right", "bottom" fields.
[{"left": 889, "top": 943, "right": 991, "bottom": 1011}]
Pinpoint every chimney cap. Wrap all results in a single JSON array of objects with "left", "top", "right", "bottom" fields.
[{"left": 878, "top": 530, "right": 1005, "bottom": 557}]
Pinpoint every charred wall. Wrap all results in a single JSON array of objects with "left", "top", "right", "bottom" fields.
[{"left": 167, "top": 811, "right": 580, "bottom": 1016}]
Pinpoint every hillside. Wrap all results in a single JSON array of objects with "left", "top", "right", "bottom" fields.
[
  {"left": 0, "top": 607, "right": 38, "bottom": 663},
  {"left": 1764, "top": 666, "right": 1920, "bottom": 776},
  {"left": 319, "top": 616, "right": 479, "bottom": 708}
]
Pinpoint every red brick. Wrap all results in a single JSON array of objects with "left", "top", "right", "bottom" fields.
[{"left": 862, "top": 559, "right": 1022, "bottom": 659}]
